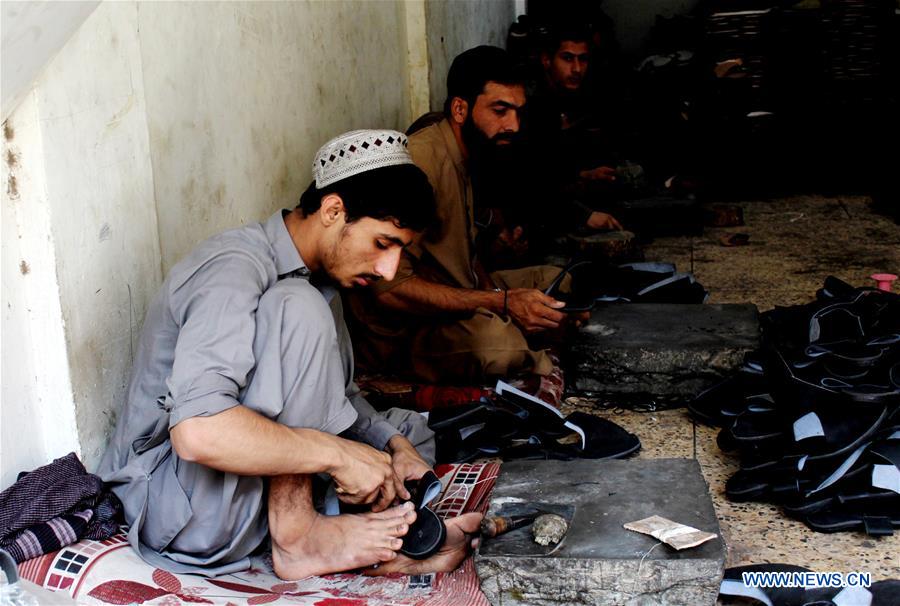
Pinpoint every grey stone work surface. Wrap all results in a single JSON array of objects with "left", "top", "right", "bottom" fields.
[
  {"left": 475, "top": 459, "right": 725, "bottom": 606},
  {"left": 570, "top": 303, "right": 760, "bottom": 397}
]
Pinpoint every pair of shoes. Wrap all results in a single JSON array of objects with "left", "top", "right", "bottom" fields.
[
  {"left": 501, "top": 412, "right": 641, "bottom": 460},
  {"left": 428, "top": 381, "right": 641, "bottom": 463}
]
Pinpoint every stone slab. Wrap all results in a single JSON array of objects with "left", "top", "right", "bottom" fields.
[
  {"left": 570, "top": 303, "right": 759, "bottom": 397},
  {"left": 475, "top": 459, "right": 725, "bottom": 606},
  {"left": 566, "top": 230, "right": 642, "bottom": 264}
]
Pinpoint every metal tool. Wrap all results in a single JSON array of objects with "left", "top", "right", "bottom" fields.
[
  {"left": 477, "top": 502, "right": 577, "bottom": 556},
  {"left": 480, "top": 512, "right": 543, "bottom": 538}
]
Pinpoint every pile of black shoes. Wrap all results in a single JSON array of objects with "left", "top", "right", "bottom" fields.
[{"left": 690, "top": 277, "right": 900, "bottom": 537}]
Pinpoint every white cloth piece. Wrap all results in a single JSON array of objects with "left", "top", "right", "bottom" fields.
[
  {"left": 872, "top": 464, "right": 900, "bottom": 495},
  {"left": 793, "top": 412, "right": 825, "bottom": 441},
  {"left": 718, "top": 579, "right": 774, "bottom": 606},
  {"left": 832, "top": 586, "right": 873, "bottom": 606}
]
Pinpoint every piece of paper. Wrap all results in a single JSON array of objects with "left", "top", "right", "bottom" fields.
[{"left": 624, "top": 515, "right": 717, "bottom": 550}]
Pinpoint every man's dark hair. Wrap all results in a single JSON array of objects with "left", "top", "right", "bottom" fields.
[
  {"left": 297, "top": 163, "right": 436, "bottom": 232},
  {"left": 542, "top": 25, "right": 593, "bottom": 57},
  {"left": 444, "top": 45, "right": 524, "bottom": 116}
]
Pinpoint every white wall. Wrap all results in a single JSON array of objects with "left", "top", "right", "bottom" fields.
[
  {"left": 1, "top": 0, "right": 516, "bottom": 487},
  {"left": 1, "top": 93, "right": 81, "bottom": 489},
  {"left": 425, "top": 0, "right": 516, "bottom": 112},
  {"left": 403, "top": 0, "right": 431, "bottom": 123},
  {"left": 137, "top": 1, "right": 414, "bottom": 270},
  {"left": 1, "top": 1, "right": 100, "bottom": 121},
  {"left": 37, "top": 2, "right": 163, "bottom": 467}
]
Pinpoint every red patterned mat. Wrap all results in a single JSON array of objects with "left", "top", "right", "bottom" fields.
[{"left": 17, "top": 463, "right": 500, "bottom": 606}]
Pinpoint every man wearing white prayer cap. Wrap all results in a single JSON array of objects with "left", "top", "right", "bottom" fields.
[{"left": 98, "top": 130, "right": 482, "bottom": 580}]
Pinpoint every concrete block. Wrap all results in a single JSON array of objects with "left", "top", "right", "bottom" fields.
[
  {"left": 475, "top": 459, "right": 725, "bottom": 606},
  {"left": 570, "top": 303, "right": 759, "bottom": 397},
  {"left": 567, "top": 230, "right": 643, "bottom": 264}
]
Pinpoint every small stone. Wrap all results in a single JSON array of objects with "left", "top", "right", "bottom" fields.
[{"left": 533, "top": 514, "right": 568, "bottom": 546}]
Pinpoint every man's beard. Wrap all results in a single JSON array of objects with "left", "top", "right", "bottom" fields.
[
  {"left": 461, "top": 115, "right": 516, "bottom": 169},
  {"left": 564, "top": 75, "right": 583, "bottom": 89}
]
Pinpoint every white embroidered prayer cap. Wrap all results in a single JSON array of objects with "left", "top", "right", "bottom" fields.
[{"left": 313, "top": 129, "right": 413, "bottom": 188}]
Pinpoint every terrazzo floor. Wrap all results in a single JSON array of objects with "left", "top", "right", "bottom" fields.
[
  {"left": 567, "top": 194, "right": 900, "bottom": 584},
  {"left": 645, "top": 194, "right": 899, "bottom": 310}
]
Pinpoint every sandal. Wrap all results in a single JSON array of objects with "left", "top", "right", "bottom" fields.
[
  {"left": 501, "top": 412, "right": 641, "bottom": 461},
  {"left": 543, "top": 260, "right": 707, "bottom": 311},
  {"left": 688, "top": 357, "right": 768, "bottom": 427},
  {"left": 400, "top": 471, "right": 447, "bottom": 559}
]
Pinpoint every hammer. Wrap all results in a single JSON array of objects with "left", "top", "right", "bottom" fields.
[{"left": 480, "top": 512, "right": 543, "bottom": 538}]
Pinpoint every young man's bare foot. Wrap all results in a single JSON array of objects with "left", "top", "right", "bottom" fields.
[
  {"left": 363, "top": 512, "right": 483, "bottom": 576},
  {"left": 271, "top": 502, "right": 417, "bottom": 580}
]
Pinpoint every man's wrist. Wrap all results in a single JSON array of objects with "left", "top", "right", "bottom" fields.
[
  {"left": 490, "top": 288, "right": 508, "bottom": 316},
  {"left": 319, "top": 431, "right": 348, "bottom": 475},
  {"left": 386, "top": 434, "right": 413, "bottom": 454}
]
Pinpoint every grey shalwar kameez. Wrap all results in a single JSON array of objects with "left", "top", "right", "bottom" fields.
[{"left": 96, "top": 210, "right": 434, "bottom": 576}]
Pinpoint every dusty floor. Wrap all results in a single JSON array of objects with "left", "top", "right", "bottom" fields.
[
  {"left": 647, "top": 194, "right": 900, "bottom": 311},
  {"left": 568, "top": 194, "right": 900, "bottom": 582}
]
